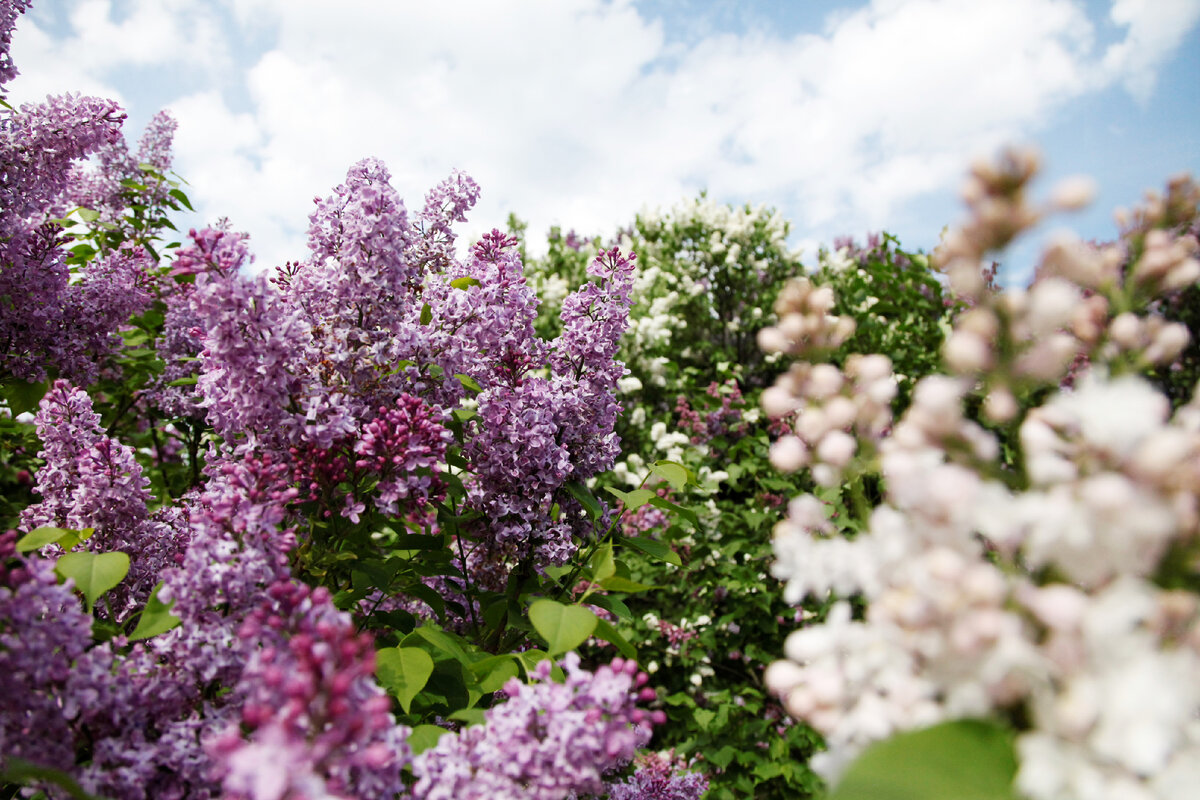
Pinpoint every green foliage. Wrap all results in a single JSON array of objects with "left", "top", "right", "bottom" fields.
[
  {"left": 54, "top": 550, "right": 130, "bottom": 614},
  {"left": 828, "top": 720, "right": 1018, "bottom": 800}
]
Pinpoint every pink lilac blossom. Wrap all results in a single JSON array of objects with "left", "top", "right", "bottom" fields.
[
  {"left": 410, "top": 654, "right": 661, "bottom": 800},
  {"left": 353, "top": 394, "right": 452, "bottom": 516},
  {"left": 209, "top": 580, "right": 411, "bottom": 800},
  {"left": 605, "top": 751, "right": 709, "bottom": 800}
]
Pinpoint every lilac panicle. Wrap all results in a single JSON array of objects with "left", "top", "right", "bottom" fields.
[
  {"left": 605, "top": 751, "right": 710, "bottom": 800},
  {"left": 20, "top": 380, "right": 184, "bottom": 618},
  {"left": 353, "top": 394, "right": 453, "bottom": 516},
  {"left": 305, "top": 157, "right": 417, "bottom": 310},
  {"left": 550, "top": 246, "right": 638, "bottom": 478},
  {"left": 410, "top": 654, "right": 662, "bottom": 800},
  {"left": 62, "top": 110, "right": 178, "bottom": 226},
  {"left": 191, "top": 269, "right": 315, "bottom": 445},
  {"left": 0, "top": 0, "right": 31, "bottom": 87},
  {"left": 415, "top": 168, "right": 481, "bottom": 270},
  {"left": 1, "top": 93, "right": 125, "bottom": 235},
  {"left": 0, "top": 530, "right": 93, "bottom": 775},
  {"left": 209, "top": 580, "right": 411, "bottom": 800}
]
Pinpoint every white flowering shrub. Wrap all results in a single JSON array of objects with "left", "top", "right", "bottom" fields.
[{"left": 761, "top": 149, "right": 1200, "bottom": 800}]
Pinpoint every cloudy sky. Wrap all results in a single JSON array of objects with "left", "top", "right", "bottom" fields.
[{"left": 7, "top": 0, "right": 1200, "bottom": 282}]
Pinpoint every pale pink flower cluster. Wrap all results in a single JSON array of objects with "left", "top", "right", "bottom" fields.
[{"left": 762, "top": 152, "right": 1200, "bottom": 798}]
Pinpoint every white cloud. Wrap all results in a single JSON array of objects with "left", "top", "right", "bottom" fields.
[
  {"left": 1103, "top": 0, "right": 1200, "bottom": 102},
  {"left": 7, "top": 0, "right": 1200, "bottom": 270}
]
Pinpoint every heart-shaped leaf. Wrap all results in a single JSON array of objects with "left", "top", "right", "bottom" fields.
[
  {"left": 55, "top": 551, "right": 130, "bottom": 612},
  {"left": 129, "top": 582, "right": 181, "bottom": 641},
  {"left": 529, "top": 599, "right": 597, "bottom": 656},
  {"left": 376, "top": 647, "right": 435, "bottom": 713}
]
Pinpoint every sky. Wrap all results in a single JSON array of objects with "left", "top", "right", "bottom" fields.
[{"left": 7, "top": 0, "right": 1200, "bottom": 284}]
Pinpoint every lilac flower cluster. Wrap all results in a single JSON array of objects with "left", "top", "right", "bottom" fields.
[
  {"left": 0, "top": 0, "right": 30, "bottom": 87},
  {"left": 354, "top": 395, "right": 452, "bottom": 516},
  {"left": 410, "top": 654, "right": 661, "bottom": 800},
  {"left": 605, "top": 751, "right": 710, "bottom": 800},
  {"left": 0, "top": 90, "right": 147, "bottom": 383},
  {"left": 0, "top": 529, "right": 93, "bottom": 775},
  {"left": 62, "top": 110, "right": 179, "bottom": 227},
  {"left": 20, "top": 380, "right": 186, "bottom": 618},
  {"left": 210, "top": 580, "right": 410, "bottom": 800}
]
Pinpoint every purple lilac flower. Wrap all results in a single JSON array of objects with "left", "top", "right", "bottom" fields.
[
  {"left": 190, "top": 268, "right": 320, "bottom": 446},
  {"left": 209, "top": 580, "right": 411, "bottom": 800},
  {"left": 0, "top": 93, "right": 140, "bottom": 383},
  {"left": 0, "top": 529, "right": 93, "bottom": 775},
  {"left": 414, "top": 168, "right": 481, "bottom": 271},
  {"left": 605, "top": 751, "right": 710, "bottom": 800},
  {"left": 0, "top": 0, "right": 31, "bottom": 87},
  {"left": 411, "top": 653, "right": 663, "bottom": 800},
  {"left": 62, "top": 110, "right": 178, "bottom": 226},
  {"left": 155, "top": 451, "right": 299, "bottom": 690},
  {"left": 1, "top": 93, "right": 125, "bottom": 235},
  {"left": 20, "top": 380, "right": 185, "bottom": 618},
  {"left": 170, "top": 224, "right": 253, "bottom": 277}
]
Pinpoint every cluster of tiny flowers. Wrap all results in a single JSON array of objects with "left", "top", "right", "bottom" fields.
[
  {"left": 674, "top": 380, "right": 748, "bottom": 445},
  {"left": 0, "top": 89, "right": 148, "bottom": 383},
  {"left": 410, "top": 654, "right": 661, "bottom": 800},
  {"left": 0, "top": 529, "right": 93, "bottom": 775},
  {"left": 210, "top": 580, "right": 410, "bottom": 800},
  {"left": 756, "top": 277, "right": 856, "bottom": 359},
  {"left": 0, "top": 0, "right": 31, "bottom": 86},
  {"left": 604, "top": 750, "right": 709, "bottom": 800},
  {"left": 62, "top": 110, "right": 178, "bottom": 227},
  {"left": 20, "top": 380, "right": 184, "bottom": 617},
  {"left": 763, "top": 153, "right": 1200, "bottom": 798},
  {"left": 762, "top": 354, "right": 896, "bottom": 487},
  {"left": 353, "top": 395, "right": 452, "bottom": 516}
]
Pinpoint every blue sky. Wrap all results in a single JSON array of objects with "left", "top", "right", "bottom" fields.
[{"left": 8, "top": 0, "right": 1200, "bottom": 284}]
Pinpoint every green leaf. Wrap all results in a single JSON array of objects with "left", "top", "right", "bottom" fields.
[
  {"left": 168, "top": 188, "right": 194, "bottom": 210},
  {"left": 600, "top": 575, "right": 656, "bottom": 593},
  {"left": 592, "top": 617, "right": 637, "bottom": 660},
  {"left": 119, "top": 178, "right": 149, "bottom": 191},
  {"left": 590, "top": 543, "right": 616, "bottom": 583},
  {"left": 0, "top": 757, "right": 109, "bottom": 800},
  {"left": 405, "top": 625, "right": 469, "bottom": 661},
  {"left": 651, "top": 460, "right": 691, "bottom": 490},
  {"left": 3, "top": 378, "right": 49, "bottom": 416},
  {"left": 605, "top": 486, "right": 656, "bottom": 511},
  {"left": 406, "top": 724, "right": 450, "bottom": 755},
  {"left": 55, "top": 551, "right": 130, "bottom": 612},
  {"left": 76, "top": 207, "right": 101, "bottom": 223},
  {"left": 618, "top": 535, "right": 682, "bottom": 567},
  {"left": 420, "top": 303, "right": 433, "bottom": 325},
  {"left": 17, "top": 527, "right": 75, "bottom": 553},
  {"left": 528, "top": 599, "right": 597, "bottom": 656},
  {"left": 562, "top": 481, "right": 603, "bottom": 522},
  {"left": 450, "top": 276, "right": 481, "bottom": 289},
  {"left": 129, "top": 581, "right": 181, "bottom": 641},
  {"left": 828, "top": 719, "right": 1018, "bottom": 800},
  {"left": 167, "top": 375, "right": 198, "bottom": 387},
  {"left": 468, "top": 655, "right": 520, "bottom": 694},
  {"left": 454, "top": 373, "right": 482, "bottom": 394},
  {"left": 447, "top": 707, "right": 486, "bottom": 726},
  {"left": 647, "top": 495, "right": 700, "bottom": 528},
  {"left": 376, "top": 647, "right": 435, "bottom": 713}
]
